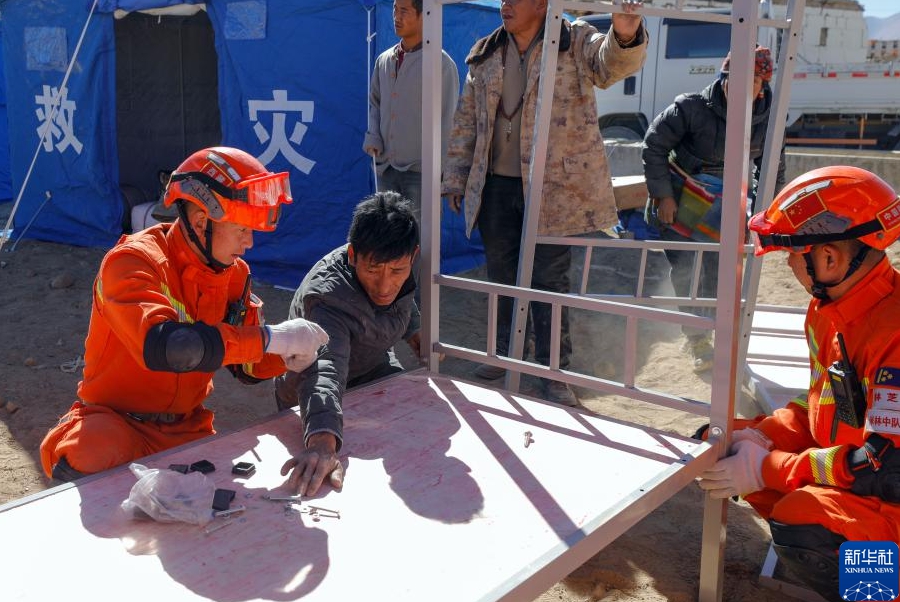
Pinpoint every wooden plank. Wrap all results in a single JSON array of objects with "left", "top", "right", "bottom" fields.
[
  {"left": 0, "top": 371, "right": 708, "bottom": 602},
  {"left": 612, "top": 175, "right": 649, "bottom": 211}
]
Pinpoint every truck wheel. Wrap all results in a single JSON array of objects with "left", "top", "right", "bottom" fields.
[{"left": 601, "top": 125, "right": 644, "bottom": 142}]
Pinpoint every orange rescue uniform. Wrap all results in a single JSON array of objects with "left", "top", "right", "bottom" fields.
[
  {"left": 744, "top": 257, "right": 900, "bottom": 541},
  {"left": 40, "top": 223, "right": 285, "bottom": 476}
]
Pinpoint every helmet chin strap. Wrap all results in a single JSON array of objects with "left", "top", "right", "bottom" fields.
[
  {"left": 803, "top": 245, "right": 870, "bottom": 300},
  {"left": 176, "top": 201, "right": 231, "bottom": 272}
]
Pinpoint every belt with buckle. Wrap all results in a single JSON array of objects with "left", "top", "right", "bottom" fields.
[{"left": 126, "top": 411, "right": 186, "bottom": 424}]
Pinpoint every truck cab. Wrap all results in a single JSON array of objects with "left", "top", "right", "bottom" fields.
[
  {"left": 578, "top": 7, "right": 900, "bottom": 149},
  {"left": 578, "top": 10, "right": 735, "bottom": 141}
]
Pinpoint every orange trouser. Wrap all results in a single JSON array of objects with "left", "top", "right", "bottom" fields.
[
  {"left": 40, "top": 401, "right": 215, "bottom": 477},
  {"left": 700, "top": 415, "right": 900, "bottom": 540},
  {"left": 745, "top": 485, "right": 900, "bottom": 542}
]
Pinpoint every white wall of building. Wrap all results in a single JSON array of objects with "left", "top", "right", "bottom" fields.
[
  {"left": 653, "top": 0, "right": 870, "bottom": 65},
  {"left": 770, "top": 3, "right": 869, "bottom": 64}
]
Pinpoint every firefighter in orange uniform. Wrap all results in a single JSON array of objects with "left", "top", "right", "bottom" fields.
[
  {"left": 40, "top": 147, "right": 328, "bottom": 481},
  {"left": 698, "top": 166, "right": 900, "bottom": 601}
]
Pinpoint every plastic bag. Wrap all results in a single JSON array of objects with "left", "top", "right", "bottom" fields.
[{"left": 120, "top": 463, "right": 215, "bottom": 525}]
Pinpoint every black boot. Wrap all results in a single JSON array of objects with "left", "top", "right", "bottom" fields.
[
  {"left": 769, "top": 520, "right": 846, "bottom": 602},
  {"left": 50, "top": 456, "right": 87, "bottom": 484}
]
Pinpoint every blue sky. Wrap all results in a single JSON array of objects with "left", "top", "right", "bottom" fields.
[{"left": 860, "top": 0, "right": 898, "bottom": 19}]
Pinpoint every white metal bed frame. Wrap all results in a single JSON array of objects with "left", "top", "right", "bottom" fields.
[
  {"left": 0, "top": 3, "right": 813, "bottom": 602},
  {"left": 419, "top": 0, "right": 807, "bottom": 599}
]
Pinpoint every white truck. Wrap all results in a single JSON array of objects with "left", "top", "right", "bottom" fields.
[{"left": 579, "top": 8, "right": 900, "bottom": 150}]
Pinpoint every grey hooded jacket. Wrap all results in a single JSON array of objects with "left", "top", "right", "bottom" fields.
[{"left": 274, "top": 244, "right": 419, "bottom": 449}]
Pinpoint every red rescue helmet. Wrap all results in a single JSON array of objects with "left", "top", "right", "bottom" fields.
[
  {"left": 748, "top": 165, "right": 900, "bottom": 256},
  {"left": 163, "top": 146, "right": 292, "bottom": 232}
]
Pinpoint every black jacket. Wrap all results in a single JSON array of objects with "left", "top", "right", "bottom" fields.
[{"left": 642, "top": 78, "right": 786, "bottom": 202}]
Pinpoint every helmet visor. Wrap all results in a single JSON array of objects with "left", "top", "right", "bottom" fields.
[
  {"left": 233, "top": 172, "right": 293, "bottom": 208},
  {"left": 225, "top": 200, "right": 284, "bottom": 232},
  {"left": 166, "top": 169, "right": 293, "bottom": 231}
]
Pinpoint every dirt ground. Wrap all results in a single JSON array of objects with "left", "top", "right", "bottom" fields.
[{"left": 3, "top": 228, "right": 891, "bottom": 601}]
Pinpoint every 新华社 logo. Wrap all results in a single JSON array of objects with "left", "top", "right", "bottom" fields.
[{"left": 839, "top": 541, "right": 899, "bottom": 601}]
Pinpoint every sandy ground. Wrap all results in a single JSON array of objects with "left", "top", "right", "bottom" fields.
[{"left": 2, "top": 228, "right": 883, "bottom": 601}]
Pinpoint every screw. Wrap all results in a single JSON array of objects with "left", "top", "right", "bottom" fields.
[
  {"left": 214, "top": 504, "right": 246, "bottom": 518},
  {"left": 204, "top": 520, "right": 233, "bottom": 535},
  {"left": 307, "top": 505, "right": 341, "bottom": 519},
  {"left": 524, "top": 431, "right": 534, "bottom": 448}
]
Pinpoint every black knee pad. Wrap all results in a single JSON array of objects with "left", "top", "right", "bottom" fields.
[{"left": 770, "top": 520, "right": 846, "bottom": 602}]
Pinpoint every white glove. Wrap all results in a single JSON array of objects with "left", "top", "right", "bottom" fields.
[
  {"left": 266, "top": 318, "right": 329, "bottom": 372},
  {"left": 697, "top": 439, "right": 768, "bottom": 499}
]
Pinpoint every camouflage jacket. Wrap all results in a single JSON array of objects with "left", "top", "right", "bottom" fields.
[{"left": 442, "top": 19, "right": 647, "bottom": 237}]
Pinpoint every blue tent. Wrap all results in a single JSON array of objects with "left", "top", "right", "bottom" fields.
[
  {"left": 0, "top": 0, "right": 497, "bottom": 287},
  {"left": 0, "top": 25, "right": 11, "bottom": 204}
]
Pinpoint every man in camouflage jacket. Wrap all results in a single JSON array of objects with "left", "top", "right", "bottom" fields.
[{"left": 442, "top": 0, "right": 646, "bottom": 404}]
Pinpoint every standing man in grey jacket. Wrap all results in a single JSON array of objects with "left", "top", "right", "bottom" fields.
[
  {"left": 363, "top": 0, "right": 459, "bottom": 227},
  {"left": 274, "top": 191, "right": 420, "bottom": 496},
  {"left": 442, "top": 0, "right": 646, "bottom": 405}
]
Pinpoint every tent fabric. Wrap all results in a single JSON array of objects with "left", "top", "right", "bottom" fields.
[
  {"left": 114, "top": 10, "right": 222, "bottom": 224},
  {"left": 97, "top": 0, "right": 206, "bottom": 11},
  {"left": 0, "top": 26, "right": 11, "bottom": 202},
  {"left": 2, "top": 0, "right": 122, "bottom": 247},
  {"left": 1, "top": 0, "right": 496, "bottom": 287}
]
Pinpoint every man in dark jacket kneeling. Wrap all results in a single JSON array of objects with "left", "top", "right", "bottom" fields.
[{"left": 274, "top": 191, "right": 420, "bottom": 497}]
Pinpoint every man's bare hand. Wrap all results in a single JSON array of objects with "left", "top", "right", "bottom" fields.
[
  {"left": 406, "top": 331, "right": 422, "bottom": 359},
  {"left": 447, "top": 194, "right": 463, "bottom": 214},
  {"left": 280, "top": 433, "right": 343, "bottom": 497},
  {"left": 406, "top": 331, "right": 445, "bottom": 363},
  {"left": 364, "top": 146, "right": 380, "bottom": 158},
  {"left": 611, "top": 0, "right": 643, "bottom": 42},
  {"left": 654, "top": 196, "right": 678, "bottom": 225}
]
